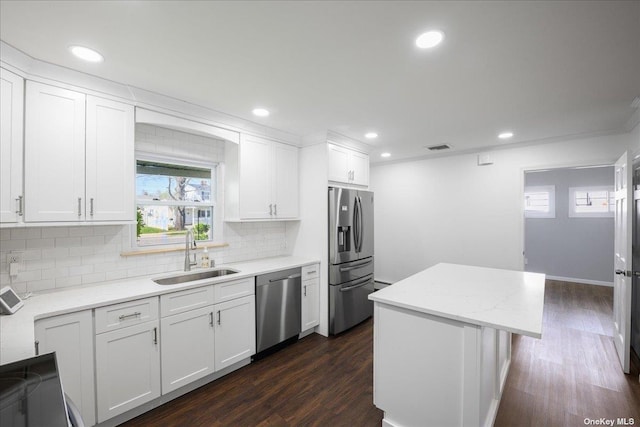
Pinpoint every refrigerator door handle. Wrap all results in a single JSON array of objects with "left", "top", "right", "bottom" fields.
[
  {"left": 339, "top": 258, "right": 373, "bottom": 272},
  {"left": 353, "top": 196, "right": 360, "bottom": 253},
  {"left": 340, "top": 276, "right": 373, "bottom": 292},
  {"left": 357, "top": 196, "right": 363, "bottom": 252}
]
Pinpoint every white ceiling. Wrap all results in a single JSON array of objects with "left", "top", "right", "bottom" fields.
[{"left": 1, "top": 1, "right": 639, "bottom": 163}]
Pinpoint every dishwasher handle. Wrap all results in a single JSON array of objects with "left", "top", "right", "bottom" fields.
[{"left": 268, "top": 273, "right": 301, "bottom": 283}]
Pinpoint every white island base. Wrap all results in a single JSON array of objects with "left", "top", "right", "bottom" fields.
[{"left": 370, "top": 263, "right": 545, "bottom": 427}]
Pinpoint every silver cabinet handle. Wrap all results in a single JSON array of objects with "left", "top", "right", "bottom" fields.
[
  {"left": 15, "top": 196, "right": 23, "bottom": 216},
  {"left": 35, "top": 340, "right": 39, "bottom": 355},
  {"left": 269, "top": 204, "right": 273, "bottom": 215},
  {"left": 217, "top": 310, "right": 221, "bottom": 325},
  {"left": 209, "top": 312, "right": 214, "bottom": 326},
  {"left": 119, "top": 312, "right": 141, "bottom": 321},
  {"left": 352, "top": 170, "right": 356, "bottom": 181},
  {"left": 77, "top": 197, "right": 82, "bottom": 217},
  {"left": 306, "top": 270, "right": 317, "bottom": 275},
  {"left": 153, "top": 327, "right": 158, "bottom": 345},
  {"left": 90, "top": 198, "right": 94, "bottom": 216},
  {"left": 274, "top": 204, "right": 277, "bottom": 216},
  {"left": 304, "top": 285, "right": 307, "bottom": 297}
]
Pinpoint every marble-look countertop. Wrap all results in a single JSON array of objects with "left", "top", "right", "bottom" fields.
[
  {"left": 369, "top": 263, "right": 545, "bottom": 338},
  {"left": 0, "top": 256, "right": 319, "bottom": 365}
]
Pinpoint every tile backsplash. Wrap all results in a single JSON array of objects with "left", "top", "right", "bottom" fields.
[
  {"left": 0, "top": 222, "right": 289, "bottom": 295},
  {"left": 0, "top": 124, "right": 290, "bottom": 295}
]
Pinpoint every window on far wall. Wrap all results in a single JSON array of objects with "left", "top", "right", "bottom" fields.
[
  {"left": 524, "top": 185, "right": 555, "bottom": 218},
  {"left": 136, "top": 159, "right": 216, "bottom": 247},
  {"left": 568, "top": 186, "right": 614, "bottom": 218}
]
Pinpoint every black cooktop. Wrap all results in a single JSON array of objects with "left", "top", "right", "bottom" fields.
[{"left": 0, "top": 353, "right": 69, "bottom": 427}]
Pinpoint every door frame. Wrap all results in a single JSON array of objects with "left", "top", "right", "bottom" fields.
[{"left": 518, "top": 158, "right": 619, "bottom": 272}]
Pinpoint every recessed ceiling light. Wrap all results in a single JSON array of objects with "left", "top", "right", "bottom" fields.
[
  {"left": 381, "top": 152, "right": 391, "bottom": 158},
  {"left": 415, "top": 30, "right": 445, "bottom": 49},
  {"left": 69, "top": 45, "right": 104, "bottom": 63},
  {"left": 498, "top": 131, "right": 514, "bottom": 140},
  {"left": 365, "top": 132, "right": 378, "bottom": 139},
  {"left": 252, "top": 108, "right": 269, "bottom": 117}
]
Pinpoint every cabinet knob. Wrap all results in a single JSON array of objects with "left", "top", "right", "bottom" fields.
[
  {"left": 269, "top": 204, "right": 273, "bottom": 216},
  {"left": 77, "top": 197, "right": 82, "bottom": 217},
  {"left": 274, "top": 204, "right": 277, "bottom": 216}
]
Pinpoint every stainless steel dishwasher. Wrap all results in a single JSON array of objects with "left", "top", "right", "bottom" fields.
[{"left": 255, "top": 267, "right": 302, "bottom": 354}]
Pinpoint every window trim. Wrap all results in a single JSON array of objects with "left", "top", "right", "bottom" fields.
[
  {"left": 133, "top": 152, "right": 220, "bottom": 249},
  {"left": 524, "top": 185, "right": 556, "bottom": 219},
  {"left": 568, "top": 185, "right": 614, "bottom": 218}
]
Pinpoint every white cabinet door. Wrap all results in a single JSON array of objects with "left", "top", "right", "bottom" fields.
[
  {"left": 95, "top": 321, "right": 160, "bottom": 422},
  {"left": 350, "top": 150, "right": 370, "bottom": 186},
  {"left": 239, "top": 134, "right": 273, "bottom": 219},
  {"left": 327, "top": 144, "right": 350, "bottom": 183},
  {"left": 301, "top": 277, "right": 320, "bottom": 331},
  {"left": 327, "top": 144, "right": 370, "bottom": 186},
  {"left": 273, "top": 142, "right": 299, "bottom": 218},
  {"left": 0, "top": 69, "right": 24, "bottom": 223},
  {"left": 161, "top": 306, "right": 215, "bottom": 394},
  {"left": 214, "top": 295, "right": 256, "bottom": 370},
  {"left": 86, "top": 96, "right": 134, "bottom": 221},
  {"left": 24, "top": 81, "right": 86, "bottom": 221},
  {"left": 34, "top": 311, "right": 95, "bottom": 426}
]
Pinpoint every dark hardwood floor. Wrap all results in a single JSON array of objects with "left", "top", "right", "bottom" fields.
[{"left": 123, "top": 280, "right": 640, "bottom": 427}]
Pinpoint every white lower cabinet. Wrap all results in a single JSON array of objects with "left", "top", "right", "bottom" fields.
[
  {"left": 301, "top": 264, "right": 320, "bottom": 331},
  {"left": 34, "top": 310, "right": 95, "bottom": 426},
  {"left": 161, "top": 307, "right": 216, "bottom": 394},
  {"left": 95, "top": 319, "right": 160, "bottom": 422},
  {"left": 214, "top": 295, "right": 256, "bottom": 370}
]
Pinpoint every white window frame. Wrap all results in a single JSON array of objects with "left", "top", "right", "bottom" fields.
[
  {"left": 524, "top": 185, "right": 556, "bottom": 218},
  {"left": 568, "top": 186, "right": 614, "bottom": 218},
  {"left": 133, "top": 153, "right": 221, "bottom": 249}
]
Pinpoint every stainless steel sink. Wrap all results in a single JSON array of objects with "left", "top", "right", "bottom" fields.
[{"left": 153, "top": 268, "right": 239, "bottom": 285}]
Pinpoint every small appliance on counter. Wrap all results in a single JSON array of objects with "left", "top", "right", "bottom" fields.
[
  {"left": 0, "top": 352, "right": 85, "bottom": 427},
  {"left": 328, "top": 187, "right": 375, "bottom": 335}
]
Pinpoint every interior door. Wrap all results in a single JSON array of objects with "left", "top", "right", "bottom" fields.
[
  {"left": 614, "top": 151, "right": 633, "bottom": 373},
  {"left": 632, "top": 161, "right": 640, "bottom": 359}
]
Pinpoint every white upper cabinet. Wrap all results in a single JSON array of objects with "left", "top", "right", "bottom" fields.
[
  {"left": 25, "top": 81, "right": 86, "bottom": 222},
  {"left": 85, "top": 95, "right": 134, "bottom": 221},
  {"left": 24, "top": 81, "right": 134, "bottom": 223},
  {"left": 0, "top": 68, "right": 24, "bottom": 223},
  {"left": 327, "top": 143, "right": 369, "bottom": 186},
  {"left": 226, "top": 134, "right": 299, "bottom": 220},
  {"left": 238, "top": 134, "right": 273, "bottom": 219}
]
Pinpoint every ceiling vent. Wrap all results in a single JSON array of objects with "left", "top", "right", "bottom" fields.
[{"left": 426, "top": 144, "right": 451, "bottom": 151}]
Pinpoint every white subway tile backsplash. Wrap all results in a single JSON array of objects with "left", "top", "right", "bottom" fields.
[
  {"left": 68, "top": 227, "right": 95, "bottom": 237},
  {"left": 26, "top": 238, "right": 55, "bottom": 249},
  {"left": 27, "top": 279, "right": 55, "bottom": 293},
  {"left": 55, "top": 237, "right": 82, "bottom": 248},
  {"left": 42, "top": 228, "right": 70, "bottom": 238},
  {"left": 56, "top": 276, "right": 82, "bottom": 288}
]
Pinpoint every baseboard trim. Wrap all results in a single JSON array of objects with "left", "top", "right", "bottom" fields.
[{"left": 546, "top": 275, "right": 613, "bottom": 287}]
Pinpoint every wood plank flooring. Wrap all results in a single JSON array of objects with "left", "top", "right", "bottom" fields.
[
  {"left": 494, "top": 280, "right": 640, "bottom": 427},
  {"left": 122, "top": 280, "right": 640, "bottom": 427}
]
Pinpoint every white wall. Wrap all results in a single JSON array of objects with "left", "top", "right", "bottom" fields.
[
  {"left": 0, "top": 125, "right": 291, "bottom": 295},
  {"left": 370, "top": 133, "right": 629, "bottom": 283}
]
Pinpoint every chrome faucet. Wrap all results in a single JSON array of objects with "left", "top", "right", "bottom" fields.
[{"left": 184, "top": 229, "right": 197, "bottom": 271}]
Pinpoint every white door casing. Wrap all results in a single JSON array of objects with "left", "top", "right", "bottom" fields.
[{"left": 614, "top": 151, "right": 632, "bottom": 373}]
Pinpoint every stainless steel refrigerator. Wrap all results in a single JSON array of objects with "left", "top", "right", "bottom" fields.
[{"left": 328, "top": 187, "right": 374, "bottom": 335}]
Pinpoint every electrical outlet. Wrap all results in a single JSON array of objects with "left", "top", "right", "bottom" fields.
[{"left": 7, "top": 251, "right": 23, "bottom": 264}]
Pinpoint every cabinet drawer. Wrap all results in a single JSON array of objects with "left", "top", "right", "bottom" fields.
[
  {"left": 302, "top": 263, "right": 320, "bottom": 280},
  {"left": 160, "top": 285, "right": 214, "bottom": 317},
  {"left": 214, "top": 277, "right": 255, "bottom": 303},
  {"left": 95, "top": 297, "right": 159, "bottom": 334}
]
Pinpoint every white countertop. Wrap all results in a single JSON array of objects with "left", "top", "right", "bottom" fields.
[
  {"left": 0, "top": 256, "right": 318, "bottom": 365},
  {"left": 369, "top": 263, "right": 545, "bottom": 338}
]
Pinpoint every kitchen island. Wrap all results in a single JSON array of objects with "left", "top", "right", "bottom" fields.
[{"left": 369, "top": 263, "right": 545, "bottom": 427}]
